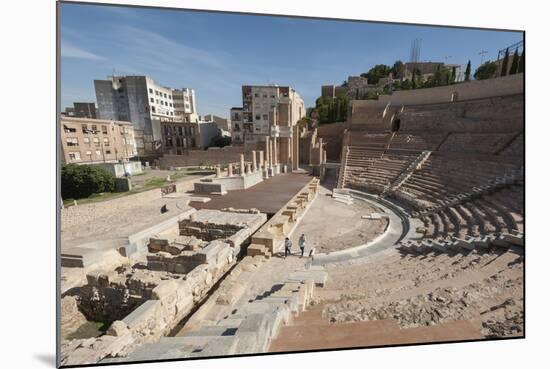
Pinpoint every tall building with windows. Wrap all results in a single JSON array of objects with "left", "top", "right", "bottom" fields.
[
  {"left": 94, "top": 76, "right": 198, "bottom": 143},
  {"left": 172, "top": 88, "right": 198, "bottom": 123},
  {"left": 231, "top": 85, "right": 305, "bottom": 167},
  {"left": 60, "top": 116, "right": 137, "bottom": 165}
]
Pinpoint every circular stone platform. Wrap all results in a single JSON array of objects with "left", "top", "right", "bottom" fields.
[{"left": 288, "top": 187, "right": 390, "bottom": 257}]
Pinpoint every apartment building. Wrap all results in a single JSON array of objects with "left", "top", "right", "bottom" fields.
[
  {"left": 230, "top": 107, "right": 244, "bottom": 144},
  {"left": 60, "top": 116, "right": 137, "bottom": 165},
  {"left": 172, "top": 88, "right": 199, "bottom": 123},
  {"left": 231, "top": 85, "right": 305, "bottom": 167},
  {"left": 159, "top": 121, "right": 199, "bottom": 155},
  {"left": 94, "top": 76, "right": 199, "bottom": 141},
  {"left": 62, "top": 102, "right": 97, "bottom": 118}
]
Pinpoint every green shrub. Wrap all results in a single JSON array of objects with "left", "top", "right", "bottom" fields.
[{"left": 61, "top": 164, "right": 115, "bottom": 200}]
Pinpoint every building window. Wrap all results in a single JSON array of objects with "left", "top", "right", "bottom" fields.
[
  {"left": 66, "top": 137, "right": 79, "bottom": 147},
  {"left": 63, "top": 125, "right": 76, "bottom": 133},
  {"left": 263, "top": 94, "right": 268, "bottom": 98},
  {"left": 93, "top": 137, "right": 100, "bottom": 146},
  {"left": 150, "top": 98, "right": 154, "bottom": 103},
  {"left": 262, "top": 114, "right": 268, "bottom": 120},
  {"left": 155, "top": 90, "right": 159, "bottom": 95},
  {"left": 68, "top": 152, "right": 80, "bottom": 161},
  {"left": 152, "top": 106, "right": 156, "bottom": 113},
  {"left": 164, "top": 93, "right": 167, "bottom": 98},
  {"left": 101, "top": 125, "right": 108, "bottom": 134},
  {"left": 81, "top": 125, "right": 88, "bottom": 134},
  {"left": 91, "top": 125, "right": 98, "bottom": 133},
  {"left": 103, "top": 138, "right": 109, "bottom": 145},
  {"left": 105, "top": 150, "right": 111, "bottom": 155},
  {"left": 96, "top": 150, "right": 101, "bottom": 156},
  {"left": 254, "top": 93, "right": 259, "bottom": 97},
  {"left": 86, "top": 151, "right": 92, "bottom": 156},
  {"left": 149, "top": 88, "right": 153, "bottom": 93},
  {"left": 83, "top": 137, "right": 90, "bottom": 144},
  {"left": 255, "top": 115, "right": 260, "bottom": 120}
]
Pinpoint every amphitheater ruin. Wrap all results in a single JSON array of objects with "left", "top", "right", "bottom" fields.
[{"left": 59, "top": 73, "right": 524, "bottom": 365}]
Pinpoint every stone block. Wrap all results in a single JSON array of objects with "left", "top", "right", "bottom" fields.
[
  {"left": 106, "top": 321, "right": 130, "bottom": 337},
  {"left": 122, "top": 300, "right": 161, "bottom": 330}
]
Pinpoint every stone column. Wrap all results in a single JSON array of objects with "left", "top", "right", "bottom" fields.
[
  {"left": 215, "top": 165, "right": 221, "bottom": 178},
  {"left": 246, "top": 163, "right": 251, "bottom": 174},
  {"left": 270, "top": 140, "right": 274, "bottom": 168},
  {"left": 292, "top": 125, "right": 300, "bottom": 171},
  {"left": 259, "top": 150, "right": 264, "bottom": 170},
  {"left": 240, "top": 154, "right": 245, "bottom": 176},
  {"left": 228, "top": 163, "right": 233, "bottom": 177},
  {"left": 273, "top": 138, "right": 278, "bottom": 165},
  {"left": 252, "top": 150, "right": 257, "bottom": 172},
  {"left": 265, "top": 137, "right": 271, "bottom": 168}
]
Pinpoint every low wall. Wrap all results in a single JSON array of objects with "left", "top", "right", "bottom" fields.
[
  {"left": 96, "top": 161, "right": 143, "bottom": 178},
  {"left": 248, "top": 178, "right": 320, "bottom": 256},
  {"left": 351, "top": 73, "right": 523, "bottom": 111},
  {"left": 159, "top": 147, "right": 254, "bottom": 169}
]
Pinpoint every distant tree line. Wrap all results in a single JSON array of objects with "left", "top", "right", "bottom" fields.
[{"left": 314, "top": 95, "right": 349, "bottom": 124}]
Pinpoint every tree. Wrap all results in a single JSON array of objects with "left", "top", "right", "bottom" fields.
[
  {"left": 518, "top": 50, "right": 525, "bottom": 73},
  {"left": 500, "top": 48, "right": 510, "bottom": 76},
  {"left": 61, "top": 164, "right": 115, "bottom": 200},
  {"left": 391, "top": 60, "right": 405, "bottom": 79},
  {"left": 474, "top": 61, "right": 498, "bottom": 80},
  {"left": 412, "top": 69, "right": 417, "bottom": 89},
  {"left": 357, "top": 91, "right": 377, "bottom": 100},
  {"left": 509, "top": 49, "right": 520, "bottom": 75},
  {"left": 361, "top": 64, "right": 391, "bottom": 84},
  {"left": 314, "top": 95, "right": 349, "bottom": 124},
  {"left": 465, "top": 60, "right": 471, "bottom": 81}
]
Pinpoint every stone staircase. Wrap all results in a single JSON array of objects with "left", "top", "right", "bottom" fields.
[
  {"left": 398, "top": 231, "right": 524, "bottom": 256},
  {"left": 381, "top": 150, "right": 431, "bottom": 197},
  {"left": 103, "top": 265, "right": 328, "bottom": 362},
  {"left": 331, "top": 188, "right": 354, "bottom": 205},
  {"left": 411, "top": 167, "right": 524, "bottom": 216},
  {"left": 336, "top": 146, "right": 349, "bottom": 189}
]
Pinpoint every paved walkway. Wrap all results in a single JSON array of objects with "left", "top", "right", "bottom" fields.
[{"left": 190, "top": 172, "right": 312, "bottom": 214}]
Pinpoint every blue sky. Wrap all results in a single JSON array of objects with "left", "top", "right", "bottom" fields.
[{"left": 60, "top": 3, "right": 522, "bottom": 117}]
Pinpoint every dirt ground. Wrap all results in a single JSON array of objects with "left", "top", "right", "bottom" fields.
[{"left": 291, "top": 186, "right": 387, "bottom": 253}]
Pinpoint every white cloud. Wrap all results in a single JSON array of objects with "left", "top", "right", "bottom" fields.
[{"left": 61, "top": 42, "right": 104, "bottom": 60}]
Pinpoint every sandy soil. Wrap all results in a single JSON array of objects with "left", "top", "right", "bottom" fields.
[{"left": 290, "top": 186, "right": 387, "bottom": 253}]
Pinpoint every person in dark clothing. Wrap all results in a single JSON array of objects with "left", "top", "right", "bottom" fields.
[
  {"left": 299, "top": 234, "right": 306, "bottom": 257},
  {"left": 284, "top": 237, "right": 292, "bottom": 258}
]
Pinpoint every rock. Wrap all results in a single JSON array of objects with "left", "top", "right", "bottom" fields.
[{"left": 106, "top": 321, "right": 129, "bottom": 337}]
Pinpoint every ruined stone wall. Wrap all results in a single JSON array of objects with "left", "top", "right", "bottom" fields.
[
  {"left": 316, "top": 122, "right": 347, "bottom": 161},
  {"left": 349, "top": 74, "right": 523, "bottom": 132},
  {"left": 159, "top": 147, "right": 254, "bottom": 169}
]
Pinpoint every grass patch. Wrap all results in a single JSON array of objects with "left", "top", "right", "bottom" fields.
[{"left": 66, "top": 321, "right": 108, "bottom": 340}]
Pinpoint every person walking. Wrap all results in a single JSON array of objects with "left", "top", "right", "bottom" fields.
[
  {"left": 299, "top": 234, "right": 306, "bottom": 257},
  {"left": 284, "top": 237, "right": 292, "bottom": 259}
]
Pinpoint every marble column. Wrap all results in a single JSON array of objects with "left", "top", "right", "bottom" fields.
[
  {"left": 270, "top": 140, "right": 274, "bottom": 168},
  {"left": 215, "top": 165, "right": 221, "bottom": 178},
  {"left": 274, "top": 138, "right": 278, "bottom": 165},
  {"left": 252, "top": 150, "right": 257, "bottom": 172},
  {"left": 228, "top": 163, "right": 233, "bottom": 177},
  {"left": 265, "top": 137, "right": 271, "bottom": 168},
  {"left": 240, "top": 154, "right": 245, "bottom": 176},
  {"left": 246, "top": 163, "right": 251, "bottom": 174},
  {"left": 259, "top": 150, "right": 264, "bottom": 170}
]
